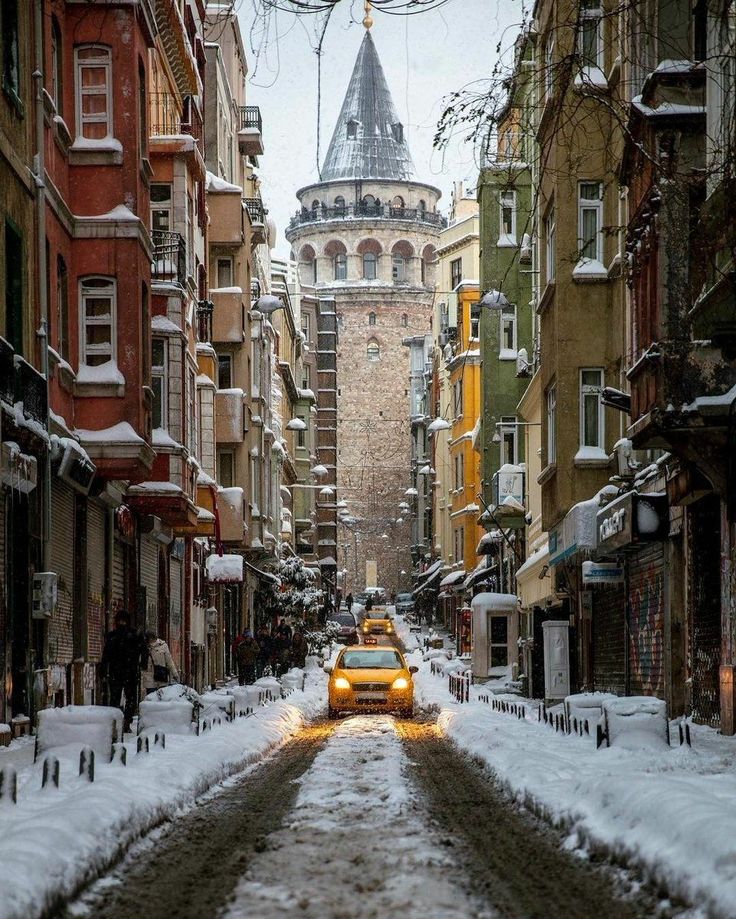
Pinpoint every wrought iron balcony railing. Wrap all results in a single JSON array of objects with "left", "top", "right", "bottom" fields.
[
  {"left": 243, "top": 197, "right": 266, "bottom": 225},
  {"left": 288, "top": 202, "right": 446, "bottom": 229},
  {"left": 197, "top": 299, "right": 214, "bottom": 344},
  {"left": 151, "top": 230, "right": 187, "bottom": 287},
  {"left": 239, "top": 105, "right": 262, "bottom": 134}
]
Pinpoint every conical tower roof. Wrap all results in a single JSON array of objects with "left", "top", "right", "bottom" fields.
[{"left": 321, "top": 32, "right": 415, "bottom": 182}]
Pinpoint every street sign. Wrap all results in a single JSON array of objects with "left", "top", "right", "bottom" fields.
[{"left": 582, "top": 561, "right": 625, "bottom": 585}]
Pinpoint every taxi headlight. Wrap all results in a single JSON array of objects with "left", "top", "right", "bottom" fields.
[
  {"left": 391, "top": 677, "right": 409, "bottom": 690},
  {"left": 333, "top": 676, "right": 351, "bottom": 690}
]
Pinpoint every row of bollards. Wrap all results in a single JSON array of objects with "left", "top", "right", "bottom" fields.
[
  {"left": 448, "top": 672, "right": 471, "bottom": 703},
  {"left": 478, "top": 696, "right": 527, "bottom": 720}
]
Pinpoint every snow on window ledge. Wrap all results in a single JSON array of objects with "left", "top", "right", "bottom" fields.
[
  {"left": 76, "top": 360, "right": 125, "bottom": 388},
  {"left": 496, "top": 234, "right": 517, "bottom": 248},
  {"left": 574, "top": 446, "right": 610, "bottom": 467},
  {"left": 69, "top": 136, "right": 123, "bottom": 165},
  {"left": 574, "top": 67, "right": 608, "bottom": 90},
  {"left": 499, "top": 348, "right": 518, "bottom": 361},
  {"left": 573, "top": 258, "right": 608, "bottom": 282}
]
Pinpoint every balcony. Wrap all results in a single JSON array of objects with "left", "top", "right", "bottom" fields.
[
  {"left": 211, "top": 288, "right": 244, "bottom": 343},
  {"left": 151, "top": 230, "right": 186, "bottom": 287},
  {"left": 287, "top": 202, "right": 446, "bottom": 232},
  {"left": 208, "top": 191, "right": 243, "bottom": 246},
  {"left": 0, "top": 337, "right": 15, "bottom": 406},
  {"left": 197, "top": 299, "right": 213, "bottom": 344},
  {"left": 215, "top": 388, "right": 245, "bottom": 442},
  {"left": 238, "top": 106, "right": 264, "bottom": 157},
  {"left": 15, "top": 356, "right": 48, "bottom": 427},
  {"left": 243, "top": 197, "right": 267, "bottom": 246}
]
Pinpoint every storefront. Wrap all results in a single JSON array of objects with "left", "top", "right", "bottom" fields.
[
  {"left": 595, "top": 490, "right": 669, "bottom": 700},
  {"left": 470, "top": 592, "right": 518, "bottom": 681},
  {"left": 514, "top": 541, "right": 555, "bottom": 698}
]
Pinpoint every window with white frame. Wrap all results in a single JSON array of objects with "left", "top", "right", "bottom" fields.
[
  {"left": 544, "top": 33, "right": 555, "bottom": 100},
  {"left": 546, "top": 384, "right": 557, "bottom": 464},
  {"left": 301, "top": 312, "right": 310, "bottom": 342},
  {"left": 454, "top": 452, "right": 464, "bottom": 491},
  {"left": 490, "top": 615, "right": 509, "bottom": 668},
  {"left": 296, "top": 415, "right": 306, "bottom": 448},
  {"left": 216, "top": 256, "right": 233, "bottom": 288},
  {"left": 450, "top": 257, "right": 462, "bottom": 290},
  {"left": 470, "top": 302, "right": 481, "bottom": 340},
  {"left": 151, "top": 338, "right": 167, "bottom": 429},
  {"left": 499, "top": 416, "right": 518, "bottom": 466},
  {"left": 579, "top": 368, "right": 604, "bottom": 449},
  {"left": 150, "top": 184, "right": 171, "bottom": 233},
  {"left": 500, "top": 304, "right": 517, "bottom": 357},
  {"left": 453, "top": 377, "right": 463, "bottom": 416},
  {"left": 80, "top": 276, "right": 115, "bottom": 367},
  {"left": 302, "top": 362, "right": 311, "bottom": 390},
  {"left": 363, "top": 252, "right": 377, "bottom": 280},
  {"left": 498, "top": 190, "right": 517, "bottom": 246},
  {"left": 577, "top": 181, "right": 603, "bottom": 266},
  {"left": 545, "top": 204, "right": 556, "bottom": 283},
  {"left": 579, "top": 0, "right": 604, "bottom": 72},
  {"left": 74, "top": 46, "right": 112, "bottom": 140}
]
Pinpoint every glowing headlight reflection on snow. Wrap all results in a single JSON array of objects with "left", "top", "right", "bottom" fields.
[
  {"left": 333, "top": 677, "right": 351, "bottom": 690},
  {"left": 391, "top": 677, "right": 409, "bottom": 690}
]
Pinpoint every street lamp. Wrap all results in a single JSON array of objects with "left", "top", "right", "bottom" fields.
[
  {"left": 405, "top": 487, "right": 418, "bottom": 497},
  {"left": 286, "top": 417, "right": 307, "bottom": 431},
  {"left": 491, "top": 420, "right": 541, "bottom": 444},
  {"left": 311, "top": 464, "right": 328, "bottom": 477},
  {"left": 427, "top": 418, "right": 451, "bottom": 434},
  {"left": 479, "top": 289, "right": 510, "bottom": 310}
]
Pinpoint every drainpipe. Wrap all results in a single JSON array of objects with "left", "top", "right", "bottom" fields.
[{"left": 33, "top": 0, "right": 51, "bottom": 573}]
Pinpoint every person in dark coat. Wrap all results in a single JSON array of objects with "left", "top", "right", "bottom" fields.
[
  {"left": 272, "top": 624, "right": 292, "bottom": 677},
  {"left": 235, "top": 630, "right": 259, "bottom": 685},
  {"left": 365, "top": 595, "right": 373, "bottom": 612},
  {"left": 345, "top": 592, "right": 353, "bottom": 613},
  {"left": 290, "top": 629, "right": 308, "bottom": 669},
  {"left": 101, "top": 611, "right": 147, "bottom": 732},
  {"left": 256, "top": 626, "right": 272, "bottom": 678}
]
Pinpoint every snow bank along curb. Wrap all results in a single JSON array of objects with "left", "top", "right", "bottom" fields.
[
  {"left": 396, "top": 614, "right": 736, "bottom": 918},
  {"left": 0, "top": 673, "right": 325, "bottom": 919}
]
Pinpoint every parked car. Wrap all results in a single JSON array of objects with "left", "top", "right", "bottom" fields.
[
  {"left": 329, "top": 611, "right": 358, "bottom": 645},
  {"left": 325, "top": 646, "right": 417, "bottom": 718},
  {"left": 395, "top": 592, "right": 415, "bottom": 615}
]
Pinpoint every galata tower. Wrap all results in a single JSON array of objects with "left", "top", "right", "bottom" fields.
[{"left": 285, "top": 25, "right": 442, "bottom": 596}]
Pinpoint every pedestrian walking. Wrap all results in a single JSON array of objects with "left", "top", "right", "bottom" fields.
[
  {"left": 101, "top": 611, "right": 147, "bottom": 732},
  {"left": 142, "top": 630, "right": 179, "bottom": 694},
  {"left": 365, "top": 595, "right": 373, "bottom": 612},
  {"left": 256, "top": 625, "right": 272, "bottom": 678},
  {"left": 235, "top": 630, "right": 259, "bottom": 685},
  {"left": 345, "top": 592, "right": 353, "bottom": 613},
  {"left": 273, "top": 624, "right": 292, "bottom": 677},
  {"left": 290, "top": 629, "right": 308, "bottom": 669}
]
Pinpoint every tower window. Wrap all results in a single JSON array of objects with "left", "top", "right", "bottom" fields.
[
  {"left": 391, "top": 123, "right": 403, "bottom": 142},
  {"left": 363, "top": 252, "right": 377, "bottom": 280},
  {"left": 347, "top": 119, "right": 358, "bottom": 138},
  {"left": 367, "top": 340, "right": 380, "bottom": 362},
  {"left": 368, "top": 311, "right": 376, "bottom": 326}
]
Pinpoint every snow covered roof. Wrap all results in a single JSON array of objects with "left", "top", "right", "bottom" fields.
[
  {"left": 514, "top": 541, "right": 550, "bottom": 583},
  {"left": 76, "top": 421, "right": 145, "bottom": 445},
  {"left": 320, "top": 32, "right": 415, "bottom": 182},
  {"left": 549, "top": 497, "right": 598, "bottom": 566},
  {"left": 439, "top": 569, "right": 466, "bottom": 589},
  {"left": 470, "top": 592, "right": 517, "bottom": 613}
]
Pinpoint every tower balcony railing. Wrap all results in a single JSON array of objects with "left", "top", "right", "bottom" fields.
[
  {"left": 151, "top": 230, "right": 187, "bottom": 287},
  {"left": 288, "top": 202, "right": 446, "bottom": 230}
]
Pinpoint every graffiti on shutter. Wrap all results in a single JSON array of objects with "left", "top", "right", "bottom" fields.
[
  {"left": 87, "top": 502, "right": 106, "bottom": 661},
  {"left": 628, "top": 542, "right": 665, "bottom": 698},
  {"left": 49, "top": 483, "right": 75, "bottom": 665},
  {"left": 592, "top": 584, "right": 626, "bottom": 696},
  {"left": 140, "top": 536, "right": 159, "bottom": 633}
]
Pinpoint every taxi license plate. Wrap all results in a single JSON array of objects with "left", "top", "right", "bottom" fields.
[{"left": 356, "top": 692, "right": 386, "bottom": 701}]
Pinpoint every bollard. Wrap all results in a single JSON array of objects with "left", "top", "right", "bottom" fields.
[
  {"left": 154, "top": 732, "right": 166, "bottom": 750},
  {"left": 584, "top": 719, "right": 590, "bottom": 735},
  {"left": 137, "top": 735, "right": 150, "bottom": 753},
  {"left": 573, "top": 717, "right": 578, "bottom": 733},
  {"left": 42, "top": 755, "right": 60, "bottom": 789},
  {"left": 79, "top": 746, "right": 95, "bottom": 782},
  {"left": 0, "top": 766, "right": 17, "bottom": 805},
  {"left": 685, "top": 723, "right": 691, "bottom": 747},
  {"left": 111, "top": 742, "right": 127, "bottom": 766}
]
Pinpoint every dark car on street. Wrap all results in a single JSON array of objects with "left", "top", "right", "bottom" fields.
[
  {"left": 329, "top": 611, "right": 359, "bottom": 645},
  {"left": 395, "top": 592, "right": 415, "bottom": 615}
]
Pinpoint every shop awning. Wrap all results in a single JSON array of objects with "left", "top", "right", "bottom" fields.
[
  {"left": 476, "top": 529, "right": 503, "bottom": 555},
  {"left": 515, "top": 542, "right": 552, "bottom": 609},
  {"left": 413, "top": 565, "right": 444, "bottom": 596},
  {"left": 415, "top": 558, "right": 443, "bottom": 583},
  {"left": 244, "top": 559, "right": 281, "bottom": 586},
  {"left": 439, "top": 569, "right": 466, "bottom": 589},
  {"left": 548, "top": 498, "right": 598, "bottom": 567},
  {"left": 463, "top": 560, "right": 494, "bottom": 591}
]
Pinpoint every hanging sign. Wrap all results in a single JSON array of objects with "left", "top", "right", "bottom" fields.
[{"left": 582, "top": 561, "right": 625, "bottom": 585}]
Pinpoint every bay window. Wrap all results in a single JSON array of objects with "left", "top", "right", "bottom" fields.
[
  {"left": 579, "top": 1, "right": 604, "bottom": 72},
  {"left": 151, "top": 338, "right": 167, "bottom": 430}
]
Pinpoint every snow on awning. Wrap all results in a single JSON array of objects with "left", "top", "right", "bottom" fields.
[
  {"left": 206, "top": 554, "right": 244, "bottom": 583},
  {"left": 548, "top": 497, "right": 598, "bottom": 567},
  {"left": 515, "top": 542, "right": 550, "bottom": 582},
  {"left": 319, "top": 556, "right": 337, "bottom": 568},
  {"left": 463, "top": 561, "right": 494, "bottom": 591},
  {"left": 476, "top": 529, "right": 503, "bottom": 555},
  {"left": 470, "top": 592, "right": 517, "bottom": 613},
  {"left": 413, "top": 565, "right": 444, "bottom": 596},
  {"left": 439, "top": 569, "right": 466, "bottom": 589},
  {"left": 414, "top": 558, "right": 443, "bottom": 584},
  {"left": 244, "top": 559, "right": 281, "bottom": 586}
]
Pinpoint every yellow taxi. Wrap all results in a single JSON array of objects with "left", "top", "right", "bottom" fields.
[
  {"left": 361, "top": 607, "right": 394, "bottom": 639},
  {"left": 325, "top": 646, "right": 417, "bottom": 718}
]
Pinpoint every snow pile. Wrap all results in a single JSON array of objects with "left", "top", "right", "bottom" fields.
[
  {"left": 137, "top": 696, "right": 195, "bottom": 736},
  {"left": 395, "top": 613, "right": 736, "bottom": 917},
  {"left": 0, "top": 671, "right": 325, "bottom": 919},
  {"left": 36, "top": 705, "right": 123, "bottom": 759}
]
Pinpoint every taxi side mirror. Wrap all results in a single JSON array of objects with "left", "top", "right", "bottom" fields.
[
  {"left": 323, "top": 662, "right": 333, "bottom": 674},
  {"left": 409, "top": 666, "right": 418, "bottom": 674}
]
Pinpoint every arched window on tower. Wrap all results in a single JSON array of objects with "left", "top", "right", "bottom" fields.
[
  {"left": 310, "top": 199, "right": 320, "bottom": 218},
  {"left": 368, "top": 311, "right": 376, "bottom": 326},
  {"left": 334, "top": 253, "right": 347, "bottom": 280},
  {"left": 347, "top": 119, "right": 358, "bottom": 138},
  {"left": 367, "top": 339, "right": 380, "bottom": 362},
  {"left": 391, "top": 123, "right": 404, "bottom": 143},
  {"left": 363, "top": 252, "right": 377, "bottom": 280},
  {"left": 334, "top": 195, "right": 346, "bottom": 216}
]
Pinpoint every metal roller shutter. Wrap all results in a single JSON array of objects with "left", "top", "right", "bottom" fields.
[
  {"left": 86, "top": 502, "right": 106, "bottom": 661},
  {"left": 592, "top": 585, "right": 626, "bottom": 696},
  {"left": 628, "top": 542, "right": 665, "bottom": 699},
  {"left": 139, "top": 535, "right": 159, "bottom": 633},
  {"left": 49, "top": 482, "right": 75, "bottom": 665},
  {"left": 689, "top": 497, "right": 721, "bottom": 726},
  {"left": 112, "top": 539, "right": 126, "bottom": 616},
  {"left": 169, "top": 555, "right": 183, "bottom": 667}
]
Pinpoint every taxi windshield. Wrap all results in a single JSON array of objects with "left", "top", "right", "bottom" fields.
[
  {"left": 340, "top": 650, "right": 403, "bottom": 670},
  {"left": 366, "top": 611, "right": 388, "bottom": 619}
]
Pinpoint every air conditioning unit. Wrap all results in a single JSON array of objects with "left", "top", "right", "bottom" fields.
[
  {"left": 58, "top": 441, "right": 96, "bottom": 495},
  {"left": 206, "top": 606, "right": 218, "bottom": 633},
  {"left": 32, "top": 572, "right": 58, "bottom": 619}
]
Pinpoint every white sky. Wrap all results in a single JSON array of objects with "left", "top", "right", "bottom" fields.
[{"left": 236, "top": 0, "right": 524, "bottom": 256}]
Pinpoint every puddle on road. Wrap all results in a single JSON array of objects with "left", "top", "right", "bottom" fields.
[{"left": 221, "top": 715, "right": 492, "bottom": 919}]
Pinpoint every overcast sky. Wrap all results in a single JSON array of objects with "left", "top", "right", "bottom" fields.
[{"left": 236, "top": 0, "right": 523, "bottom": 256}]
